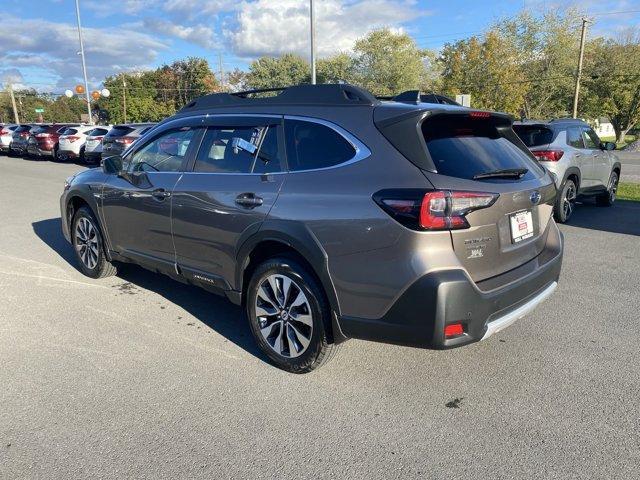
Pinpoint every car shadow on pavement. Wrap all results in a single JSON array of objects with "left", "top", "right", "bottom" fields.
[
  {"left": 31, "top": 218, "right": 267, "bottom": 363},
  {"left": 569, "top": 199, "right": 640, "bottom": 236}
]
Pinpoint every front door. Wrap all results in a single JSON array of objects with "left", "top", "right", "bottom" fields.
[
  {"left": 101, "top": 126, "right": 201, "bottom": 269},
  {"left": 172, "top": 116, "right": 286, "bottom": 289}
]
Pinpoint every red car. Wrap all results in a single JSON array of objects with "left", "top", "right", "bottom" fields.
[{"left": 26, "top": 124, "right": 80, "bottom": 159}]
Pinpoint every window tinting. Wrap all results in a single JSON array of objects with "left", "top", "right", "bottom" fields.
[
  {"left": 88, "top": 128, "right": 109, "bottom": 137},
  {"left": 61, "top": 128, "right": 78, "bottom": 135},
  {"left": 194, "top": 125, "right": 282, "bottom": 174},
  {"left": 567, "top": 127, "right": 583, "bottom": 148},
  {"left": 284, "top": 119, "right": 356, "bottom": 171},
  {"left": 512, "top": 125, "right": 554, "bottom": 147},
  {"left": 423, "top": 117, "right": 540, "bottom": 181},
  {"left": 129, "top": 128, "right": 196, "bottom": 173},
  {"left": 106, "top": 126, "right": 134, "bottom": 137}
]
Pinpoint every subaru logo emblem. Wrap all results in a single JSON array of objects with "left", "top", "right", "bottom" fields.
[{"left": 530, "top": 191, "right": 541, "bottom": 204}]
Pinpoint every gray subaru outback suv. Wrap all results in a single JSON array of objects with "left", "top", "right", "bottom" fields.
[{"left": 60, "top": 84, "right": 563, "bottom": 373}]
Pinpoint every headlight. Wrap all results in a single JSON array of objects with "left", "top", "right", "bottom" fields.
[{"left": 64, "top": 176, "right": 74, "bottom": 191}]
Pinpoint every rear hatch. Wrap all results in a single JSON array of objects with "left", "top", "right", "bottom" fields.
[
  {"left": 376, "top": 107, "right": 555, "bottom": 283},
  {"left": 102, "top": 125, "right": 134, "bottom": 155}
]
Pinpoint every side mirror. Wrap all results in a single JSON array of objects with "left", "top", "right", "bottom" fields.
[
  {"left": 604, "top": 141, "right": 616, "bottom": 151},
  {"left": 102, "top": 155, "right": 123, "bottom": 175}
]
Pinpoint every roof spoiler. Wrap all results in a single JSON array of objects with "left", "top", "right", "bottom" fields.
[{"left": 376, "top": 90, "right": 461, "bottom": 106}]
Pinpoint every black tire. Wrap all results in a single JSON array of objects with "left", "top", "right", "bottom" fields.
[
  {"left": 596, "top": 171, "right": 618, "bottom": 207},
  {"left": 554, "top": 178, "right": 577, "bottom": 223},
  {"left": 52, "top": 146, "right": 60, "bottom": 162},
  {"left": 79, "top": 146, "right": 86, "bottom": 164},
  {"left": 71, "top": 206, "right": 117, "bottom": 279},
  {"left": 245, "top": 256, "right": 339, "bottom": 373}
]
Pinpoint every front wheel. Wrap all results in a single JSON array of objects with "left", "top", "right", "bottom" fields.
[
  {"left": 554, "top": 179, "right": 577, "bottom": 223},
  {"left": 71, "top": 206, "right": 117, "bottom": 279},
  {"left": 596, "top": 171, "right": 618, "bottom": 207},
  {"left": 246, "top": 257, "right": 338, "bottom": 373}
]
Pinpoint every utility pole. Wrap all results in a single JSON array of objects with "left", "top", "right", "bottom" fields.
[
  {"left": 122, "top": 74, "right": 127, "bottom": 124},
  {"left": 572, "top": 18, "right": 590, "bottom": 119},
  {"left": 74, "top": 0, "right": 93, "bottom": 124},
  {"left": 218, "top": 52, "right": 225, "bottom": 92},
  {"left": 8, "top": 84, "right": 19, "bottom": 124},
  {"left": 310, "top": 0, "right": 316, "bottom": 84}
]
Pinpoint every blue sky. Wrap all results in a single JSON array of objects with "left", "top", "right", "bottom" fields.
[{"left": 1, "top": 0, "right": 638, "bottom": 92}]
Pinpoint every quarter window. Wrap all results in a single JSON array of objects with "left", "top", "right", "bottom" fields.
[
  {"left": 194, "top": 125, "right": 282, "bottom": 174},
  {"left": 284, "top": 119, "right": 356, "bottom": 171},
  {"left": 129, "top": 128, "right": 196, "bottom": 173}
]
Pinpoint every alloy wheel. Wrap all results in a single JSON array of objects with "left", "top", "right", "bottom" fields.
[
  {"left": 75, "top": 217, "right": 99, "bottom": 270},
  {"left": 609, "top": 174, "right": 618, "bottom": 203},
  {"left": 254, "top": 274, "right": 313, "bottom": 358},
  {"left": 563, "top": 183, "right": 576, "bottom": 219}
]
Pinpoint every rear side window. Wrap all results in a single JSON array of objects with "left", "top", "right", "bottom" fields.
[
  {"left": 194, "top": 125, "right": 282, "bottom": 174},
  {"left": 567, "top": 127, "right": 583, "bottom": 148},
  {"left": 513, "top": 125, "right": 554, "bottom": 147},
  {"left": 284, "top": 119, "right": 356, "bottom": 171},
  {"left": 106, "top": 126, "right": 134, "bottom": 137},
  {"left": 423, "top": 117, "right": 540, "bottom": 181}
]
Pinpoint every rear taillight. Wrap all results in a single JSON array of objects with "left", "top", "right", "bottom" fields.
[
  {"left": 92, "top": 136, "right": 104, "bottom": 141},
  {"left": 532, "top": 150, "right": 563, "bottom": 162},
  {"left": 374, "top": 190, "right": 499, "bottom": 231},
  {"left": 19, "top": 132, "right": 29, "bottom": 138},
  {"left": 0, "top": 129, "right": 9, "bottom": 135},
  {"left": 35, "top": 133, "right": 51, "bottom": 138},
  {"left": 65, "top": 136, "right": 80, "bottom": 143},
  {"left": 115, "top": 136, "right": 135, "bottom": 145}
]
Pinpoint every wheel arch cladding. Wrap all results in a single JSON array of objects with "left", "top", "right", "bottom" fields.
[{"left": 563, "top": 167, "right": 581, "bottom": 189}]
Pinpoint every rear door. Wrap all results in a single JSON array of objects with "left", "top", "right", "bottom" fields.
[
  {"left": 171, "top": 115, "right": 285, "bottom": 287},
  {"left": 420, "top": 113, "right": 555, "bottom": 282}
]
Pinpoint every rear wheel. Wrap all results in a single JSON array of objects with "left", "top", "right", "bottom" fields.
[
  {"left": 79, "top": 146, "right": 86, "bottom": 164},
  {"left": 72, "top": 206, "right": 117, "bottom": 279},
  {"left": 596, "top": 171, "right": 618, "bottom": 207},
  {"left": 246, "top": 257, "right": 338, "bottom": 373},
  {"left": 53, "top": 145, "right": 60, "bottom": 162},
  {"left": 554, "top": 178, "right": 576, "bottom": 223}
]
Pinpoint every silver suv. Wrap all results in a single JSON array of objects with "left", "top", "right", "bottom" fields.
[
  {"left": 514, "top": 119, "right": 621, "bottom": 223},
  {"left": 61, "top": 84, "right": 563, "bottom": 373}
]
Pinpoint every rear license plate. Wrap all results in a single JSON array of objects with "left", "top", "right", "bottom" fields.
[{"left": 510, "top": 210, "right": 534, "bottom": 243}]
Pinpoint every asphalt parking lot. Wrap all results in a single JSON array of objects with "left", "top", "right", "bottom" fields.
[{"left": 1, "top": 154, "right": 639, "bottom": 479}]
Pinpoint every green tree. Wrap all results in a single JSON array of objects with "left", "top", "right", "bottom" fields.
[
  {"left": 583, "top": 34, "right": 640, "bottom": 142},
  {"left": 317, "top": 53, "right": 355, "bottom": 84},
  {"left": 351, "top": 29, "right": 427, "bottom": 96},
  {"left": 246, "top": 54, "right": 311, "bottom": 89}
]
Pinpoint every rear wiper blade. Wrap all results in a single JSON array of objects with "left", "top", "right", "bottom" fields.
[{"left": 473, "top": 168, "right": 528, "bottom": 180}]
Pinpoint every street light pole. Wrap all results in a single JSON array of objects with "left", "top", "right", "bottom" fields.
[
  {"left": 74, "top": 0, "right": 93, "bottom": 124},
  {"left": 572, "top": 18, "right": 590, "bottom": 119},
  {"left": 310, "top": 0, "right": 316, "bottom": 84}
]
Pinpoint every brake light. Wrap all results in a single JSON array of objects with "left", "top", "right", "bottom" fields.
[
  {"left": 374, "top": 190, "right": 499, "bottom": 231},
  {"left": 115, "top": 136, "right": 135, "bottom": 145},
  {"left": 532, "top": 150, "right": 563, "bottom": 162},
  {"left": 19, "top": 132, "right": 29, "bottom": 138},
  {"left": 92, "top": 136, "right": 104, "bottom": 141},
  {"left": 0, "top": 129, "right": 9, "bottom": 135},
  {"left": 469, "top": 111, "right": 491, "bottom": 118},
  {"left": 66, "top": 136, "right": 80, "bottom": 143}
]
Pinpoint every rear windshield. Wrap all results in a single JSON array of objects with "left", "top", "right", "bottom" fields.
[
  {"left": 513, "top": 125, "right": 554, "bottom": 147},
  {"left": 136, "top": 126, "right": 153, "bottom": 136},
  {"left": 422, "top": 117, "right": 540, "bottom": 181},
  {"left": 31, "top": 126, "right": 50, "bottom": 134},
  {"left": 106, "top": 126, "right": 134, "bottom": 137},
  {"left": 15, "top": 125, "right": 32, "bottom": 132},
  {"left": 88, "top": 128, "right": 109, "bottom": 137},
  {"left": 61, "top": 128, "right": 78, "bottom": 135}
]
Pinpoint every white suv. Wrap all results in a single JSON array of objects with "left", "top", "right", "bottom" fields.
[
  {"left": 83, "top": 126, "right": 112, "bottom": 164},
  {"left": 514, "top": 119, "right": 621, "bottom": 223},
  {"left": 57, "top": 125, "right": 96, "bottom": 162}
]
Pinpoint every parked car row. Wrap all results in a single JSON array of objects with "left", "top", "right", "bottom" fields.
[{"left": 0, "top": 122, "right": 156, "bottom": 164}]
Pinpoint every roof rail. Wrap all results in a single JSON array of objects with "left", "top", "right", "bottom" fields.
[
  {"left": 376, "top": 90, "right": 461, "bottom": 106},
  {"left": 178, "top": 83, "right": 379, "bottom": 113}
]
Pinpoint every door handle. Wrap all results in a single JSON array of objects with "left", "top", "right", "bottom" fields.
[
  {"left": 235, "top": 193, "right": 264, "bottom": 208},
  {"left": 574, "top": 153, "right": 581, "bottom": 158},
  {"left": 152, "top": 188, "right": 171, "bottom": 200}
]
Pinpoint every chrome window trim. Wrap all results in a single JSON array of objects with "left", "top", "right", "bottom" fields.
[{"left": 124, "top": 113, "right": 371, "bottom": 176}]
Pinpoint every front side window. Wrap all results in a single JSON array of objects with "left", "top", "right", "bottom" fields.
[
  {"left": 128, "top": 127, "right": 196, "bottom": 173},
  {"left": 194, "top": 125, "right": 282, "bottom": 174},
  {"left": 583, "top": 128, "right": 601, "bottom": 149},
  {"left": 284, "top": 119, "right": 356, "bottom": 171}
]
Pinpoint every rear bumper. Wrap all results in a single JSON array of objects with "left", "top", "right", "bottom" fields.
[{"left": 338, "top": 225, "right": 563, "bottom": 349}]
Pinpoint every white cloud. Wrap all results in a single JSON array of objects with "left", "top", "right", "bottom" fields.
[
  {"left": 0, "top": 15, "right": 168, "bottom": 88},
  {"left": 143, "top": 19, "right": 218, "bottom": 49},
  {"left": 226, "top": 0, "right": 422, "bottom": 58}
]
